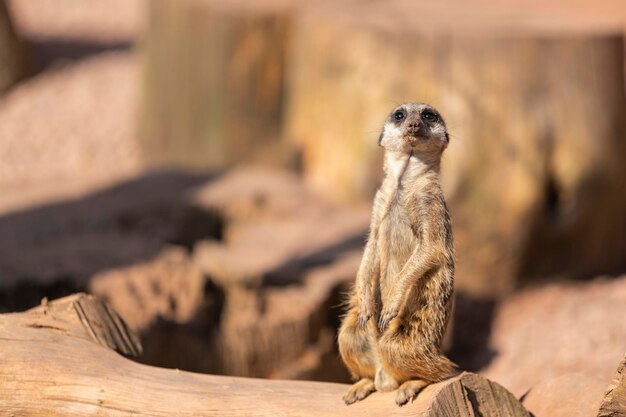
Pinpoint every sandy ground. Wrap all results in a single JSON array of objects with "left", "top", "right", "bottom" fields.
[
  {"left": 0, "top": 0, "right": 146, "bottom": 213},
  {"left": 6, "top": 0, "right": 145, "bottom": 42},
  {"left": 0, "top": 52, "right": 140, "bottom": 187}
]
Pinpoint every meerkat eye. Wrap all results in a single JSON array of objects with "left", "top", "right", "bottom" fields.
[
  {"left": 422, "top": 110, "right": 438, "bottom": 122},
  {"left": 393, "top": 110, "right": 405, "bottom": 121}
]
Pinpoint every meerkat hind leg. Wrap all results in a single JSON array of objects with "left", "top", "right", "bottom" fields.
[
  {"left": 343, "top": 378, "right": 376, "bottom": 405},
  {"left": 395, "top": 379, "right": 428, "bottom": 406}
]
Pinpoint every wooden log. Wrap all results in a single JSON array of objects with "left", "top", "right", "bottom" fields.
[
  {"left": 0, "top": 293, "right": 142, "bottom": 357},
  {"left": 138, "top": 0, "right": 294, "bottom": 170},
  {"left": 0, "top": 0, "right": 26, "bottom": 93},
  {"left": 599, "top": 354, "right": 626, "bottom": 417},
  {"left": 0, "top": 293, "right": 530, "bottom": 416},
  {"left": 286, "top": 1, "right": 626, "bottom": 296}
]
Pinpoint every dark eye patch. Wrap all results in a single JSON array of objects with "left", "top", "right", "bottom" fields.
[
  {"left": 422, "top": 109, "right": 438, "bottom": 123},
  {"left": 392, "top": 109, "right": 406, "bottom": 122}
]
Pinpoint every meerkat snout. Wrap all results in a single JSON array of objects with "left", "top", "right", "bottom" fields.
[{"left": 406, "top": 119, "right": 421, "bottom": 135}]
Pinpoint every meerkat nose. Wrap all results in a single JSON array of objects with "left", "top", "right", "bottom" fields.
[{"left": 407, "top": 120, "right": 421, "bottom": 135}]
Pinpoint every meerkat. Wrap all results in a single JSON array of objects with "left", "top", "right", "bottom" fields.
[{"left": 338, "top": 102, "right": 456, "bottom": 406}]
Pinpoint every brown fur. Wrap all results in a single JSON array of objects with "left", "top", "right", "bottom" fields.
[{"left": 338, "top": 103, "right": 456, "bottom": 406}]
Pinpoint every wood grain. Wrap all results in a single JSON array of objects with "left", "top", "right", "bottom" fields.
[
  {"left": 599, "top": 354, "right": 626, "bottom": 417},
  {"left": 0, "top": 294, "right": 530, "bottom": 416},
  {"left": 139, "top": 0, "right": 293, "bottom": 170}
]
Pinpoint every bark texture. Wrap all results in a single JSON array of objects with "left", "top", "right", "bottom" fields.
[
  {"left": 286, "top": 1, "right": 626, "bottom": 295},
  {"left": 139, "top": 0, "right": 293, "bottom": 169},
  {"left": 599, "top": 355, "right": 626, "bottom": 417}
]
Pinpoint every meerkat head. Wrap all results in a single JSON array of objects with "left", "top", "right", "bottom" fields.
[{"left": 378, "top": 102, "right": 449, "bottom": 155}]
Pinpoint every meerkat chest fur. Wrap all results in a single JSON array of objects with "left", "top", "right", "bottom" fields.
[
  {"left": 377, "top": 150, "right": 437, "bottom": 302},
  {"left": 384, "top": 150, "right": 433, "bottom": 187}
]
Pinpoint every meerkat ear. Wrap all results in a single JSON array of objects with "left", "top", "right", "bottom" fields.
[{"left": 378, "top": 131, "right": 384, "bottom": 146}]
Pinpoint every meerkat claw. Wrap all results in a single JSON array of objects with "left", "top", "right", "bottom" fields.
[
  {"left": 378, "top": 308, "right": 397, "bottom": 331},
  {"left": 378, "top": 316, "right": 387, "bottom": 331},
  {"left": 357, "top": 303, "right": 372, "bottom": 328},
  {"left": 358, "top": 312, "right": 370, "bottom": 327}
]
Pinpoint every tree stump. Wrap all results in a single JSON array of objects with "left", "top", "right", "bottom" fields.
[
  {"left": 286, "top": 1, "right": 626, "bottom": 295},
  {"left": 0, "top": 293, "right": 531, "bottom": 416},
  {"left": 74, "top": 168, "right": 369, "bottom": 381},
  {"left": 138, "top": 0, "right": 293, "bottom": 170}
]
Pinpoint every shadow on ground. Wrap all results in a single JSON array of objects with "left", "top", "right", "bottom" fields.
[
  {"left": 0, "top": 168, "right": 499, "bottom": 384},
  {"left": 0, "top": 169, "right": 221, "bottom": 312},
  {"left": 448, "top": 293, "right": 498, "bottom": 372},
  {"left": 25, "top": 38, "right": 133, "bottom": 74}
]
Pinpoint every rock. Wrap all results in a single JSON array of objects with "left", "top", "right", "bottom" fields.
[
  {"left": 521, "top": 374, "right": 607, "bottom": 417},
  {"left": 480, "top": 276, "right": 626, "bottom": 396}
]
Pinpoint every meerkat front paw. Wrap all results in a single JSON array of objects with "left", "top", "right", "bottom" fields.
[
  {"left": 357, "top": 289, "right": 374, "bottom": 327},
  {"left": 357, "top": 309, "right": 371, "bottom": 328},
  {"left": 378, "top": 305, "right": 398, "bottom": 331},
  {"left": 343, "top": 378, "right": 375, "bottom": 405}
]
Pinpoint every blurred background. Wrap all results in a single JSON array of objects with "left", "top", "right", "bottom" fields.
[{"left": 1, "top": 0, "right": 625, "bottom": 398}]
